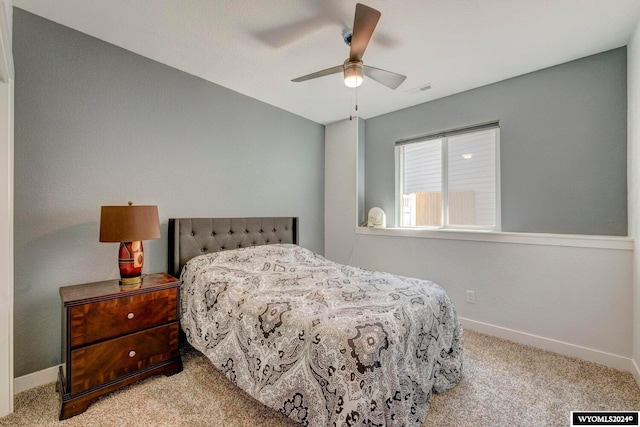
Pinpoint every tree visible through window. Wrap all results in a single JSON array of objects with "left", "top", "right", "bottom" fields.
[{"left": 396, "top": 124, "right": 500, "bottom": 230}]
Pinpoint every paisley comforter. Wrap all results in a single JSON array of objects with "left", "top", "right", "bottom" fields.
[{"left": 180, "top": 244, "right": 462, "bottom": 426}]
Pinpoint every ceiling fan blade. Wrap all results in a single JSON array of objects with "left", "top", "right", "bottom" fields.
[
  {"left": 255, "top": 17, "right": 328, "bottom": 48},
  {"left": 349, "top": 3, "right": 381, "bottom": 62},
  {"left": 363, "top": 65, "right": 407, "bottom": 89},
  {"left": 291, "top": 65, "right": 343, "bottom": 83}
]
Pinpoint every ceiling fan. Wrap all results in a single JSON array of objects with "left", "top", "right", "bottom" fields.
[{"left": 291, "top": 3, "right": 406, "bottom": 90}]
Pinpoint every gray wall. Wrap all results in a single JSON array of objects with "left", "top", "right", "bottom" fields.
[
  {"left": 366, "top": 48, "right": 627, "bottom": 235},
  {"left": 13, "top": 9, "right": 324, "bottom": 376}
]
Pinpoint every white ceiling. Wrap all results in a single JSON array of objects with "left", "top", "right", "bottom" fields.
[{"left": 13, "top": 0, "right": 640, "bottom": 125}]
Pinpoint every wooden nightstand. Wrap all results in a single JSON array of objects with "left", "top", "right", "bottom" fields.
[{"left": 57, "top": 272, "right": 182, "bottom": 420}]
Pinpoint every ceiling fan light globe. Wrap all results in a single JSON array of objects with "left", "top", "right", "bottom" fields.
[
  {"left": 344, "top": 73, "right": 363, "bottom": 88},
  {"left": 344, "top": 60, "right": 364, "bottom": 88}
]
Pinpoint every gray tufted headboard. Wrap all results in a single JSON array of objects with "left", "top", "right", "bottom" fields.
[{"left": 168, "top": 217, "right": 298, "bottom": 277}]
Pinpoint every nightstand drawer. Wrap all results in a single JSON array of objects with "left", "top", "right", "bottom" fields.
[
  {"left": 69, "top": 288, "right": 178, "bottom": 348},
  {"left": 70, "top": 322, "right": 179, "bottom": 394}
]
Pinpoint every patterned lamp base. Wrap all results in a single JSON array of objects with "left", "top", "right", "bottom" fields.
[{"left": 118, "top": 241, "right": 144, "bottom": 286}]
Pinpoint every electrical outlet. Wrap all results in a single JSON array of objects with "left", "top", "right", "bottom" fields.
[{"left": 466, "top": 290, "right": 476, "bottom": 304}]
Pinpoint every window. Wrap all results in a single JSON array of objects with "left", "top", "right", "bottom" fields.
[{"left": 395, "top": 122, "right": 500, "bottom": 230}]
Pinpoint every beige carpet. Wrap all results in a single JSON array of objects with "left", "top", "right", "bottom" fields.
[{"left": 1, "top": 329, "right": 639, "bottom": 426}]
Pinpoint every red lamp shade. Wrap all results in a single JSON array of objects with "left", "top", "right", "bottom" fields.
[{"left": 99, "top": 204, "right": 161, "bottom": 286}]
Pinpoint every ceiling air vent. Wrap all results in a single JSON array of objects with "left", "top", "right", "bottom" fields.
[{"left": 405, "top": 83, "right": 433, "bottom": 95}]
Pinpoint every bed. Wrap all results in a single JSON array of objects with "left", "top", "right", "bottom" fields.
[{"left": 170, "top": 217, "right": 463, "bottom": 426}]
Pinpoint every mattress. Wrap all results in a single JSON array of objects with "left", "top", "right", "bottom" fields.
[{"left": 180, "top": 244, "right": 463, "bottom": 426}]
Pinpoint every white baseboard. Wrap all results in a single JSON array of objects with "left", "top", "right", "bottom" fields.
[
  {"left": 13, "top": 364, "right": 61, "bottom": 394},
  {"left": 459, "top": 317, "right": 634, "bottom": 372}
]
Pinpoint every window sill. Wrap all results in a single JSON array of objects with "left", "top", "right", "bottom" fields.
[{"left": 355, "top": 227, "right": 633, "bottom": 250}]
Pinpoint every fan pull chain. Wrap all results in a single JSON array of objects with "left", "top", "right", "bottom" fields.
[
  {"left": 349, "top": 86, "right": 359, "bottom": 121},
  {"left": 349, "top": 90, "right": 353, "bottom": 121},
  {"left": 355, "top": 84, "right": 359, "bottom": 112}
]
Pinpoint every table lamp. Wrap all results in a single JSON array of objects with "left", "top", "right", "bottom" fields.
[{"left": 99, "top": 202, "right": 161, "bottom": 286}]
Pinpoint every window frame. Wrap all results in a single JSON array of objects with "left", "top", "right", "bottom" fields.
[{"left": 395, "top": 124, "right": 501, "bottom": 231}]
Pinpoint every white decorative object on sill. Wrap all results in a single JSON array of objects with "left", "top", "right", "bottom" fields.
[{"left": 368, "top": 207, "right": 386, "bottom": 228}]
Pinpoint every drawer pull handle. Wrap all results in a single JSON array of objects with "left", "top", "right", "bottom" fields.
[
  {"left": 128, "top": 350, "right": 136, "bottom": 358},
  {"left": 127, "top": 312, "right": 135, "bottom": 319}
]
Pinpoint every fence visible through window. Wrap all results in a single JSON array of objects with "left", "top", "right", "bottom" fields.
[{"left": 397, "top": 124, "right": 499, "bottom": 230}]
